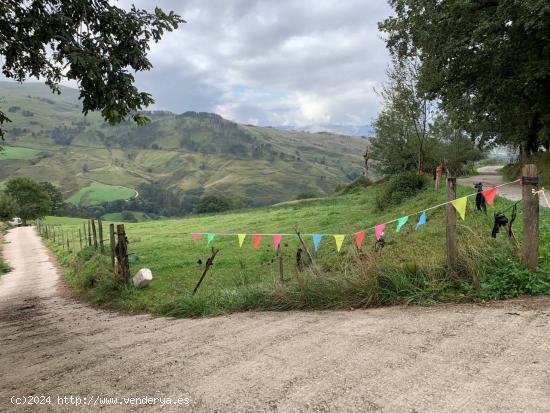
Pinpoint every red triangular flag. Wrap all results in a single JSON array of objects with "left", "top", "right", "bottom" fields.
[
  {"left": 193, "top": 232, "right": 199, "bottom": 241},
  {"left": 355, "top": 231, "right": 365, "bottom": 249},
  {"left": 273, "top": 234, "right": 282, "bottom": 249},
  {"left": 375, "top": 223, "right": 386, "bottom": 241},
  {"left": 253, "top": 234, "right": 262, "bottom": 249},
  {"left": 516, "top": 178, "right": 523, "bottom": 185},
  {"left": 481, "top": 187, "right": 497, "bottom": 206}
]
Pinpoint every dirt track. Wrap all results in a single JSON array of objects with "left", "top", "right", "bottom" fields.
[
  {"left": 1, "top": 226, "right": 550, "bottom": 412},
  {"left": 457, "top": 165, "right": 548, "bottom": 208}
]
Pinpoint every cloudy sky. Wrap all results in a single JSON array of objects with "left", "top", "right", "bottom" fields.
[{"left": 115, "top": 0, "right": 393, "bottom": 127}]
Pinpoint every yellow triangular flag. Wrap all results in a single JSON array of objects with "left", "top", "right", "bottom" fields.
[
  {"left": 451, "top": 196, "right": 468, "bottom": 220},
  {"left": 238, "top": 234, "right": 246, "bottom": 247},
  {"left": 334, "top": 234, "right": 345, "bottom": 252}
]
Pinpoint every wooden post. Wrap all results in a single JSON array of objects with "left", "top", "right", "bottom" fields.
[
  {"left": 277, "top": 244, "right": 284, "bottom": 282},
  {"left": 83, "top": 223, "right": 87, "bottom": 246},
  {"left": 295, "top": 228, "right": 316, "bottom": 269},
  {"left": 87, "top": 220, "right": 92, "bottom": 246},
  {"left": 67, "top": 236, "right": 70, "bottom": 252},
  {"left": 61, "top": 229, "right": 65, "bottom": 249},
  {"left": 53, "top": 226, "right": 56, "bottom": 243},
  {"left": 522, "top": 164, "right": 539, "bottom": 271},
  {"left": 91, "top": 219, "right": 98, "bottom": 249},
  {"left": 116, "top": 224, "right": 129, "bottom": 284},
  {"left": 79, "top": 229, "right": 83, "bottom": 250},
  {"left": 109, "top": 224, "right": 116, "bottom": 283},
  {"left": 192, "top": 248, "right": 220, "bottom": 296},
  {"left": 98, "top": 219, "right": 104, "bottom": 254},
  {"left": 445, "top": 177, "right": 457, "bottom": 272},
  {"left": 45, "top": 225, "right": 49, "bottom": 239}
]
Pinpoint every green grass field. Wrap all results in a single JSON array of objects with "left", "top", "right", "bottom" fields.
[
  {"left": 66, "top": 182, "right": 136, "bottom": 206},
  {"left": 0, "top": 145, "right": 40, "bottom": 160},
  {"left": 43, "top": 180, "right": 550, "bottom": 317}
]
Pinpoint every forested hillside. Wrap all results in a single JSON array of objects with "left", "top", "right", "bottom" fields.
[{"left": 0, "top": 82, "right": 368, "bottom": 215}]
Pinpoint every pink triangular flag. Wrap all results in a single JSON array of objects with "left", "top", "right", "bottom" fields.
[
  {"left": 355, "top": 231, "right": 365, "bottom": 249},
  {"left": 375, "top": 223, "right": 386, "bottom": 241},
  {"left": 273, "top": 234, "right": 282, "bottom": 249},
  {"left": 516, "top": 178, "right": 523, "bottom": 185},
  {"left": 481, "top": 187, "right": 497, "bottom": 206},
  {"left": 253, "top": 234, "right": 262, "bottom": 249},
  {"left": 193, "top": 232, "right": 199, "bottom": 241}
]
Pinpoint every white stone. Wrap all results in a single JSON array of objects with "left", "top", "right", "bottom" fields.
[{"left": 133, "top": 268, "right": 153, "bottom": 288}]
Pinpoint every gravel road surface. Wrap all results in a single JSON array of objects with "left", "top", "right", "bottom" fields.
[{"left": 1, "top": 226, "right": 549, "bottom": 412}]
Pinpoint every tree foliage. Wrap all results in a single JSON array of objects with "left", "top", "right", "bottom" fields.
[
  {"left": 0, "top": 192, "right": 19, "bottom": 221},
  {"left": 5, "top": 177, "right": 52, "bottom": 224},
  {"left": 379, "top": 0, "right": 550, "bottom": 154},
  {"left": 370, "top": 56, "right": 483, "bottom": 176},
  {"left": 0, "top": 1, "right": 184, "bottom": 143}
]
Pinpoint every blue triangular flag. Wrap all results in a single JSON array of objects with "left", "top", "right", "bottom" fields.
[
  {"left": 312, "top": 234, "right": 323, "bottom": 252},
  {"left": 415, "top": 211, "right": 427, "bottom": 230}
]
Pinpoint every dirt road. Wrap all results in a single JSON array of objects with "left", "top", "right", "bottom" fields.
[
  {"left": 1, "top": 227, "right": 550, "bottom": 412},
  {"left": 458, "top": 165, "right": 548, "bottom": 208}
]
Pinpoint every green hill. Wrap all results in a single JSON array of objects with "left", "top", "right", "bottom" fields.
[
  {"left": 0, "top": 81, "right": 368, "bottom": 208},
  {"left": 43, "top": 181, "right": 550, "bottom": 317}
]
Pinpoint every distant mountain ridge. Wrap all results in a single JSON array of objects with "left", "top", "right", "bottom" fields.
[
  {"left": 0, "top": 82, "right": 367, "bottom": 210},
  {"left": 276, "top": 124, "right": 374, "bottom": 137}
]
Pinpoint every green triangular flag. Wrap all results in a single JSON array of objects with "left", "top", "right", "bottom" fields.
[
  {"left": 396, "top": 216, "right": 409, "bottom": 232},
  {"left": 207, "top": 233, "right": 215, "bottom": 245}
]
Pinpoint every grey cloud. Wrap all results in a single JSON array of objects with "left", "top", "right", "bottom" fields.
[{"left": 118, "top": 0, "right": 392, "bottom": 126}]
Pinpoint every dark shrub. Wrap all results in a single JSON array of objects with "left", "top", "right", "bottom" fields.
[
  {"left": 196, "top": 195, "right": 234, "bottom": 213},
  {"left": 340, "top": 175, "right": 372, "bottom": 194},
  {"left": 375, "top": 172, "right": 427, "bottom": 211}
]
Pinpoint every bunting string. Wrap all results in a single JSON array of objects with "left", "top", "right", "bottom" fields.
[{"left": 189, "top": 179, "right": 529, "bottom": 248}]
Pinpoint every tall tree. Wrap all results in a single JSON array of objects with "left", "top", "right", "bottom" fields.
[
  {"left": 0, "top": 192, "right": 19, "bottom": 221},
  {"left": 39, "top": 182, "right": 64, "bottom": 215},
  {"left": 379, "top": 0, "right": 550, "bottom": 156},
  {"left": 5, "top": 177, "right": 52, "bottom": 225},
  {"left": 370, "top": 56, "right": 439, "bottom": 175},
  {"left": 0, "top": 1, "right": 184, "bottom": 146}
]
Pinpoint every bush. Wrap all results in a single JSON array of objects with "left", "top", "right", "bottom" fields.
[
  {"left": 196, "top": 195, "right": 245, "bottom": 213},
  {"left": 340, "top": 175, "right": 372, "bottom": 194},
  {"left": 375, "top": 171, "right": 427, "bottom": 211}
]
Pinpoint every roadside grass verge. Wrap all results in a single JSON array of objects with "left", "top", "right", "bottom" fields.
[
  {"left": 0, "top": 224, "right": 12, "bottom": 275},
  {"left": 43, "top": 182, "right": 550, "bottom": 317}
]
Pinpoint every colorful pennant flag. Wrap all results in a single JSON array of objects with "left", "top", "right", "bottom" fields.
[
  {"left": 355, "top": 231, "right": 365, "bottom": 249},
  {"left": 238, "top": 234, "right": 246, "bottom": 247},
  {"left": 207, "top": 233, "right": 215, "bottom": 245},
  {"left": 193, "top": 232, "right": 199, "bottom": 241},
  {"left": 334, "top": 234, "right": 345, "bottom": 252},
  {"left": 396, "top": 216, "right": 409, "bottom": 232},
  {"left": 253, "top": 234, "right": 262, "bottom": 249},
  {"left": 374, "top": 224, "right": 386, "bottom": 241},
  {"left": 481, "top": 187, "right": 497, "bottom": 206},
  {"left": 416, "top": 212, "right": 427, "bottom": 229},
  {"left": 451, "top": 196, "right": 468, "bottom": 220},
  {"left": 273, "top": 234, "right": 282, "bottom": 249},
  {"left": 516, "top": 179, "right": 523, "bottom": 185},
  {"left": 312, "top": 234, "right": 323, "bottom": 252}
]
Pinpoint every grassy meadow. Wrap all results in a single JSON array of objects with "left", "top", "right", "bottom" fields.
[
  {"left": 66, "top": 181, "right": 136, "bottom": 206},
  {"left": 42, "top": 180, "right": 550, "bottom": 317},
  {"left": 0, "top": 145, "right": 40, "bottom": 160}
]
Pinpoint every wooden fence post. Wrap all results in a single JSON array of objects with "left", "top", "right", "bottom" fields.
[
  {"left": 91, "top": 219, "right": 98, "bottom": 249},
  {"left": 109, "top": 224, "right": 116, "bottom": 283},
  {"left": 83, "top": 223, "right": 87, "bottom": 246},
  {"left": 277, "top": 245, "right": 284, "bottom": 282},
  {"left": 45, "top": 225, "right": 49, "bottom": 239},
  {"left": 98, "top": 219, "right": 104, "bottom": 254},
  {"left": 53, "top": 226, "right": 56, "bottom": 243},
  {"left": 88, "top": 220, "right": 92, "bottom": 246},
  {"left": 116, "top": 224, "right": 129, "bottom": 284},
  {"left": 79, "top": 229, "right": 83, "bottom": 250},
  {"left": 445, "top": 177, "right": 458, "bottom": 272},
  {"left": 522, "top": 164, "right": 539, "bottom": 271}
]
